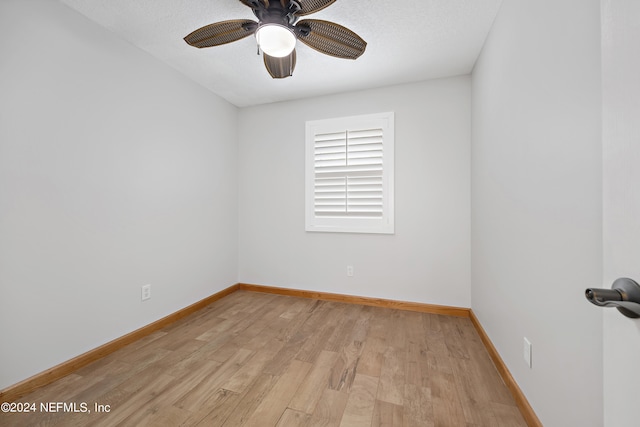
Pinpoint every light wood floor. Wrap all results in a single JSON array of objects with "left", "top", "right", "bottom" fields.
[{"left": 1, "top": 290, "right": 527, "bottom": 426}]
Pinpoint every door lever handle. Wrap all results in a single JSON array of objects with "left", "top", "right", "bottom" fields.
[{"left": 585, "top": 277, "right": 640, "bottom": 318}]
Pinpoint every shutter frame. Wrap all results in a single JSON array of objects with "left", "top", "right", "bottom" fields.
[{"left": 305, "top": 112, "right": 394, "bottom": 234}]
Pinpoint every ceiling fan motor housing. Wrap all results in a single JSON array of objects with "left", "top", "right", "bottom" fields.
[{"left": 252, "top": 0, "right": 301, "bottom": 27}]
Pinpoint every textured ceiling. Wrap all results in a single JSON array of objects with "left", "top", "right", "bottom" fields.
[{"left": 59, "top": 0, "right": 503, "bottom": 107}]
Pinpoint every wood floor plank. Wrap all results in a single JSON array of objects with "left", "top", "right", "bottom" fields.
[
  {"left": 307, "top": 417, "right": 341, "bottom": 427},
  {"left": 226, "top": 301, "right": 289, "bottom": 348},
  {"left": 376, "top": 346, "right": 405, "bottom": 405},
  {"left": 371, "top": 399, "right": 404, "bottom": 427},
  {"left": 114, "top": 341, "right": 173, "bottom": 369},
  {"left": 154, "top": 348, "right": 211, "bottom": 379},
  {"left": 338, "top": 373, "right": 379, "bottom": 427},
  {"left": 295, "top": 301, "right": 340, "bottom": 363},
  {"left": 490, "top": 401, "right": 529, "bottom": 427},
  {"left": 309, "top": 388, "right": 349, "bottom": 426},
  {"left": 241, "top": 359, "right": 312, "bottom": 427},
  {"left": 429, "top": 370, "right": 467, "bottom": 427},
  {"left": 220, "top": 342, "right": 283, "bottom": 393},
  {"left": 441, "top": 315, "right": 472, "bottom": 360},
  {"left": 405, "top": 311, "right": 429, "bottom": 388},
  {"left": 198, "top": 374, "right": 278, "bottom": 426},
  {"left": 386, "top": 309, "right": 407, "bottom": 350},
  {"left": 262, "top": 337, "right": 306, "bottom": 376},
  {"left": 180, "top": 388, "right": 239, "bottom": 426},
  {"left": 357, "top": 336, "right": 384, "bottom": 377},
  {"left": 279, "top": 297, "right": 315, "bottom": 320},
  {"left": 452, "top": 355, "right": 525, "bottom": 426},
  {"left": 423, "top": 312, "right": 443, "bottom": 333},
  {"left": 134, "top": 404, "right": 192, "bottom": 427},
  {"left": 255, "top": 315, "right": 302, "bottom": 349},
  {"left": 174, "top": 348, "right": 253, "bottom": 412},
  {"left": 91, "top": 373, "right": 176, "bottom": 427},
  {"left": 289, "top": 350, "right": 339, "bottom": 414},
  {"left": 204, "top": 339, "right": 244, "bottom": 364},
  {"left": 295, "top": 321, "right": 337, "bottom": 364},
  {"left": 328, "top": 340, "right": 364, "bottom": 392},
  {"left": 2, "top": 291, "right": 528, "bottom": 427},
  {"left": 195, "top": 317, "right": 235, "bottom": 341},
  {"left": 403, "top": 383, "right": 435, "bottom": 427},
  {"left": 276, "top": 408, "right": 312, "bottom": 427},
  {"left": 348, "top": 305, "right": 374, "bottom": 343},
  {"left": 114, "top": 377, "right": 196, "bottom": 427},
  {"left": 264, "top": 304, "right": 330, "bottom": 377},
  {"left": 324, "top": 304, "right": 363, "bottom": 352},
  {"left": 158, "top": 358, "right": 222, "bottom": 404}
]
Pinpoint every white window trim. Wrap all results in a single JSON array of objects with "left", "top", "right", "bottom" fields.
[{"left": 305, "top": 112, "right": 394, "bottom": 234}]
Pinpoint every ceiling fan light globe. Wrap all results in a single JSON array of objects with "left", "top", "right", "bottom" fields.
[{"left": 256, "top": 24, "right": 296, "bottom": 57}]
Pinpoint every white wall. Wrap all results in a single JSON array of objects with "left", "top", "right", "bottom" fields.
[
  {"left": 238, "top": 77, "right": 471, "bottom": 307},
  {"left": 471, "top": 0, "right": 602, "bottom": 426},
  {"left": 0, "top": 0, "right": 238, "bottom": 390},
  {"left": 602, "top": 1, "right": 640, "bottom": 426}
]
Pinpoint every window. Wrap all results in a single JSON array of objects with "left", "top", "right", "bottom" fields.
[{"left": 305, "top": 112, "right": 394, "bottom": 234}]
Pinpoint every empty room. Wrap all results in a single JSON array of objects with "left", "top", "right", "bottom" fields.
[{"left": 1, "top": 0, "right": 638, "bottom": 426}]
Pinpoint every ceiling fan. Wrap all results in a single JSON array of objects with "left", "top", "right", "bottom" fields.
[{"left": 183, "top": 0, "right": 367, "bottom": 79}]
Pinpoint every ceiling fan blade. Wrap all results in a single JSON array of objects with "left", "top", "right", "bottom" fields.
[
  {"left": 264, "top": 50, "right": 297, "bottom": 78},
  {"left": 184, "top": 19, "right": 258, "bottom": 48},
  {"left": 295, "top": 19, "right": 366, "bottom": 59},
  {"left": 295, "top": 0, "right": 336, "bottom": 16}
]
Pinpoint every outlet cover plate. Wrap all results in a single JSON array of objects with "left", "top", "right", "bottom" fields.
[
  {"left": 142, "top": 284, "right": 151, "bottom": 301},
  {"left": 523, "top": 337, "right": 532, "bottom": 368}
]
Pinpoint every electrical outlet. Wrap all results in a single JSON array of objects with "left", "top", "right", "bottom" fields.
[
  {"left": 141, "top": 284, "right": 151, "bottom": 301},
  {"left": 347, "top": 265, "right": 354, "bottom": 277},
  {"left": 523, "top": 337, "right": 532, "bottom": 368}
]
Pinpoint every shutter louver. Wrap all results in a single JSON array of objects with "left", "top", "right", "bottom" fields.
[{"left": 314, "top": 128, "right": 384, "bottom": 218}]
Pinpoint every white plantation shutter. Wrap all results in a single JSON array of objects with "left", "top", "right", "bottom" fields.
[
  {"left": 314, "top": 129, "right": 384, "bottom": 217},
  {"left": 306, "top": 113, "right": 394, "bottom": 234}
]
